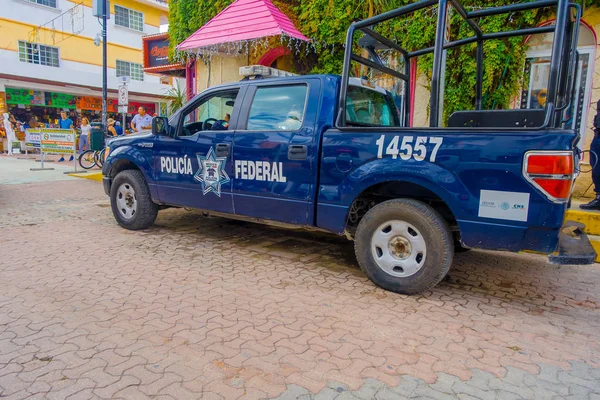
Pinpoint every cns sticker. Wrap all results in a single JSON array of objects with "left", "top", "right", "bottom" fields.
[{"left": 478, "top": 190, "right": 530, "bottom": 222}]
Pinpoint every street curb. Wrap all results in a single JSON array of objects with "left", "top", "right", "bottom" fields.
[
  {"left": 68, "top": 172, "right": 103, "bottom": 182},
  {"left": 565, "top": 209, "right": 600, "bottom": 236}
]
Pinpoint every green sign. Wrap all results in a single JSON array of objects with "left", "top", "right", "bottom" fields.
[
  {"left": 6, "top": 88, "right": 33, "bottom": 105},
  {"left": 46, "top": 92, "right": 76, "bottom": 108},
  {"left": 5, "top": 88, "right": 76, "bottom": 109}
]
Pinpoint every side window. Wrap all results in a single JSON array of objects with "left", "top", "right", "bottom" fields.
[
  {"left": 181, "top": 90, "right": 238, "bottom": 136},
  {"left": 246, "top": 85, "right": 308, "bottom": 131},
  {"left": 346, "top": 86, "right": 401, "bottom": 127}
]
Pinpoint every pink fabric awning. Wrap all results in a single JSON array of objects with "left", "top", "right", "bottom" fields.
[{"left": 177, "top": 0, "right": 309, "bottom": 52}]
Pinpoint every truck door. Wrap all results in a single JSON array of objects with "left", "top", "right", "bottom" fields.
[
  {"left": 232, "top": 80, "right": 320, "bottom": 225},
  {"left": 154, "top": 88, "right": 243, "bottom": 214}
]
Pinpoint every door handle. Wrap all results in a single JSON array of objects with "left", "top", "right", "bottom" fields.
[
  {"left": 288, "top": 145, "right": 307, "bottom": 160},
  {"left": 215, "top": 143, "right": 230, "bottom": 157}
]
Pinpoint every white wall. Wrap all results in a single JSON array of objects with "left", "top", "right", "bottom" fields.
[
  {"left": 11, "top": 0, "right": 161, "bottom": 48},
  {"left": 5, "top": 0, "right": 171, "bottom": 97},
  {"left": 0, "top": 49, "right": 168, "bottom": 97}
]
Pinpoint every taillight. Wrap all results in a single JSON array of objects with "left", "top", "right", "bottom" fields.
[{"left": 523, "top": 151, "right": 574, "bottom": 202}]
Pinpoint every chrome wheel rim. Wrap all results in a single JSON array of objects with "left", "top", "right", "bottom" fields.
[
  {"left": 371, "top": 220, "right": 427, "bottom": 277},
  {"left": 116, "top": 183, "right": 137, "bottom": 220}
]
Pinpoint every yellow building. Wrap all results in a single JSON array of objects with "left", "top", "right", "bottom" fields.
[{"left": 0, "top": 0, "right": 171, "bottom": 127}]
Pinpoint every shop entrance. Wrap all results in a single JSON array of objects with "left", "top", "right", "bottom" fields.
[{"left": 523, "top": 22, "right": 596, "bottom": 148}]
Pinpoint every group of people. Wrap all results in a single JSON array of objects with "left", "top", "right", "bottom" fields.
[
  {"left": 71, "top": 106, "right": 152, "bottom": 161},
  {"left": 103, "top": 106, "right": 152, "bottom": 137},
  {"left": 1, "top": 106, "right": 154, "bottom": 159}
]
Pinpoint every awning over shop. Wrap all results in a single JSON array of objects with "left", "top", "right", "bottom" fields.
[{"left": 177, "top": 0, "right": 309, "bottom": 52}]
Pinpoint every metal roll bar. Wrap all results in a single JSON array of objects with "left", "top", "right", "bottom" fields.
[{"left": 337, "top": 0, "right": 575, "bottom": 130}]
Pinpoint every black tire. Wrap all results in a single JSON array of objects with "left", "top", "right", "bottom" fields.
[
  {"left": 110, "top": 170, "right": 158, "bottom": 230},
  {"left": 354, "top": 199, "right": 454, "bottom": 295},
  {"left": 95, "top": 149, "right": 105, "bottom": 167},
  {"left": 78, "top": 150, "right": 96, "bottom": 169}
]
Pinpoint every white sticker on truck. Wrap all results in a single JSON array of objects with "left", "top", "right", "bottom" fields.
[{"left": 478, "top": 190, "right": 530, "bottom": 222}]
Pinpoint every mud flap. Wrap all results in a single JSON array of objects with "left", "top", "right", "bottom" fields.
[{"left": 548, "top": 221, "right": 596, "bottom": 265}]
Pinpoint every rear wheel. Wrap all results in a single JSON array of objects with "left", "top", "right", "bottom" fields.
[
  {"left": 354, "top": 198, "right": 454, "bottom": 295},
  {"left": 110, "top": 170, "right": 158, "bottom": 230},
  {"left": 78, "top": 150, "right": 96, "bottom": 169}
]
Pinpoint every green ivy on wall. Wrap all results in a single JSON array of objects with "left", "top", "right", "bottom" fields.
[{"left": 169, "top": 0, "right": 597, "bottom": 123}]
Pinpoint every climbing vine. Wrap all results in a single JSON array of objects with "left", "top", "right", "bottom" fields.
[{"left": 169, "top": 0, "right": 597, "bottom": 123}]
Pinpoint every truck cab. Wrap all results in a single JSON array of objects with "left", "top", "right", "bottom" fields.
[{"left": 103, "top": 0, "right": 595, "bottom": 295}]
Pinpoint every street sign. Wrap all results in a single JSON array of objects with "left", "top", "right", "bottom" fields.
[
  {"left": 118, "top": 105, "right": 127, "bottom": 114},
  {"left": 118, "top": 85, "right": 128, "bottom": 106}
]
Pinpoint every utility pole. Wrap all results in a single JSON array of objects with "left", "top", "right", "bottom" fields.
[{"left": 102, "top": 0, "right": 108, "bottom": 134}]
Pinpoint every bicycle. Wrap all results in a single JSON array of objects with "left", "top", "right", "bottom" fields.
[
  {"left": 78, "top": 149, "right": 98, "bottom": 169},
  {"left": 78, "top": 133, "right": 109, "bottom": 169}
]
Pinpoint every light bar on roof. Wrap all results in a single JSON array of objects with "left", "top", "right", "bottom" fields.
[{"left": 239, "top": 65, "right": 298, "bottom": 78}]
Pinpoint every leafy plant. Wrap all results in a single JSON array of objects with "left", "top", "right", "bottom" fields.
[
  {"left": 163, "top": 81, "right": 186, "bottom": 114},
  {"left": 169, "top": 0, "right": 595, "bottom": 124}
]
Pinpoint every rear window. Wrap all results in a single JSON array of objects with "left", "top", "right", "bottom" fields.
[
  {"left": 346, "top": 85, "right": 401, "bottom": 127},
  {"left": 246, "top": 85, "right": 308, "bottom": 131}
]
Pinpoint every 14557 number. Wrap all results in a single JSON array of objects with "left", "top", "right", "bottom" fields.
[{"left": 376, "top": 135, "right": 444, "bottom": 162}]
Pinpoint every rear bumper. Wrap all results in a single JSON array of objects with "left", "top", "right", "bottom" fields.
[
  {"left": 548, "top": 221, "right": 597, "bottom": 265},
  {"left": 103, "top": 176, "right": 112, "bottom": 196}
]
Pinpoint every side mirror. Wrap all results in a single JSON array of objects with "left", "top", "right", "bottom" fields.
[{"left": 152, "top": 116, "right": 169, "bottom": 135}]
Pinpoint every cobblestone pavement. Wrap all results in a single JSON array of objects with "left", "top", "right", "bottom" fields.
[{"left": 0, "top": 177, "right": 599, "bottom": 399}]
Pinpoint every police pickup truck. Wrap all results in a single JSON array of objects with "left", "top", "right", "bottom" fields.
[{"left": 102, "top": 0, "right": 595, "bottom": 294}]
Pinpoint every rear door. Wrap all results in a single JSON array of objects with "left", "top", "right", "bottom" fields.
[{"left": 232, "top": 80, "right": 320, "bottom": 225}]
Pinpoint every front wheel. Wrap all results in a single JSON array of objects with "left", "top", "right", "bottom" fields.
[
  {"left": 110, "top": 170, "right": 158, "bottom": 230},
  {"left": 78, "top": 150, "right": 96, "bottom": 169},
  {"left": 354, "top": 199, "right": 454, "bottom": 295},
  {"left": 95, "top": 148, "right": 106, "bottom": 167}
]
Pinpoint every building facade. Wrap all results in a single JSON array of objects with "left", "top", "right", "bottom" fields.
[{"left": 0, "top": 0, "right": 171, "bottom": 129}]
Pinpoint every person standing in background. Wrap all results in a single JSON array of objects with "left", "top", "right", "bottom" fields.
[
  {"left": 115, "top": 121, "right": 123, "bottom": 136},
  {"left": 28, "top": 116, "right": 38, "bottom": 129},
  {"left": 3, "top": 113, "right": 16, "bottom": 156},
  {"left": 79, "top": 117, "right": 91, "bottom": 153},
  {"left": 130, "top": 107, "right": 152, "bottom": 133},
  {"left": 581, "top": 99, "right": 600, "bottom": 210},
  {"left": 57, "top": 111, "right": 74, "bottom": 162},
  {"left": 107, "top": 118, "right": 118, "bottom": 137}
]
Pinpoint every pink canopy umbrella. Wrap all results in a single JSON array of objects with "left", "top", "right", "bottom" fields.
[{"left": 177, "top": 0, "right": 310, "bottom": 52}]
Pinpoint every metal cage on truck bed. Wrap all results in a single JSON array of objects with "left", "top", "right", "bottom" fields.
[{"left": 337, "top": 0, "right": 582, "bottom": 132}]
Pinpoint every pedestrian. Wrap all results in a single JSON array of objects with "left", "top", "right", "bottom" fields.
[
  {"left": 3, "top": 112, "right": 16, "bottom": 156},
  {"left": 107, "top": 118, "right": 118, "bottom": 137},
  {"left": 79, "top": 117, "right": 91, "bottom": 153},
  {"left": 130, "top": 106, "right": 152, "bottom": 133},
  {"left": 57, "top": 111, "right": 74, "bottom": 162},
  {"left": 581, "top": 99, "right": 600, "bottom": 210},
  {"left": 115, "top": 121, "right": 123, "bottom": 136},
  {"left": 28, "top": 116, "right": 38, "bottom": 129}
]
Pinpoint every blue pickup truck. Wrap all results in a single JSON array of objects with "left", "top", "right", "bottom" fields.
[{"left": 102, "top": 0, "right": 595, "bottom": 294}]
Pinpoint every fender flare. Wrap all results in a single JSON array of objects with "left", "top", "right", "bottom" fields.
[{"left": 105, "top": 145, "right": 154, "bottom": 183}]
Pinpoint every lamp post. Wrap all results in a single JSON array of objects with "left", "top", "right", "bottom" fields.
[{"left": 101, "top": 0, "right": 108, "bottom": 134}]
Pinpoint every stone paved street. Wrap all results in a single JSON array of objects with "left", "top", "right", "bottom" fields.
[{"left": 1, "top": 157, "right": 600, "bottom": 399}]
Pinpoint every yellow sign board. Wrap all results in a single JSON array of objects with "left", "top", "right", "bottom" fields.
[{"left": 30, "top": 128, "right": 76, "bottom": 155}]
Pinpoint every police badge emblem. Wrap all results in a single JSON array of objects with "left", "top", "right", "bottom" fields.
[{"left": 194, "top": 147, "right": 230, "bottom": 197}]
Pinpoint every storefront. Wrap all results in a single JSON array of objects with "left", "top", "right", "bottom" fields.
[
  {"left": 521, "top": 21, "right": 597, "bottom": 151},
  {"left": 6, "top": 88, "right": 77, "bottom": 127},
  {"left": 142, "top": 33, "right": 186, "bottom": 116},
  {"left": 4, "top": 87, "right": 157, "bottom": 131}
]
